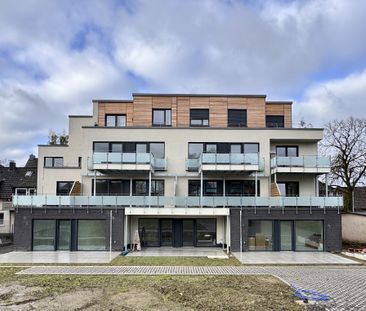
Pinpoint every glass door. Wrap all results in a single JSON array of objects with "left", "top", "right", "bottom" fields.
[
  {"left": 183, "top": 220, "right": 194, "bottom": 246},
  {"left": 161, "top": 219, "right": 172, "bottom": 246},
  {"left": 280, "top": 221, "right": 293, "bottom": 251},
  {"left": 57, "top": 220, "right": 71, "bottom": 250}
]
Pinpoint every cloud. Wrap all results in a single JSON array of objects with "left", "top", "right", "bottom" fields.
[
  {"left": 0, "top": 0, "right": 366, "bottom": 164},
  {"left": 295, "top": 70, "right": 366, "bottom": 126}
]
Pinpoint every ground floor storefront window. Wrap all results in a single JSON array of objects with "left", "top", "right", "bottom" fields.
[
  {"left": 247, "top": 220, "right": 323, "bottom": 251},
  {"left": 32, "top": 219, "right": 106, "bottom": 251},
  {"left": 138, "top": 218, "right": 217, "bottom": 248}
]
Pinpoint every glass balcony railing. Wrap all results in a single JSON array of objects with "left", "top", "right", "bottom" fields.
[
  {"left": 13, "top": 195, "right": 343, "bottom": 208},
  {"left": 186, "top": 153, "right": 262, "bottom": 171},
  {"left": 270, "top": 156, "right": 330, "bottom": 168},
  {"left": 91, "top": 152, "right": 166, "bottom": 170}
]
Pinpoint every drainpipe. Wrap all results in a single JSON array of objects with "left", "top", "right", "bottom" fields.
[
  {"left": 325, "top": 174, "right": 328, "bottom": 197},
  {"left": 124, "top": 214, "right": 128, "bottom": 251},
  {"left": 200, "top": 170, "right": 203, "bottom": 208},
  {"left": 109, "top": 210, "right": 113, "bottom": 252},
  {"left": 239, "top": 207, "right": 243, "bottom": 253},
  {"left": 93, "top": 170, "right": 96, "bottom": 196},
  {"left": 148, "top": 170, "right": 152, "bottom": 208}
]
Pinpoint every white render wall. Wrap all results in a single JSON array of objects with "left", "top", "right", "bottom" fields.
[
  {"left": 0, "top": 202, "right": 13, "bottom": 234},
  {"left": 37, "top": 115, "right": 324, "bottom": 197}
]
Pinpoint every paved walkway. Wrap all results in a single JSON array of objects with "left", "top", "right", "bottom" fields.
[
  {"left": 233, "top": 251, "right": 358, "bottom": 265},
  {"left": 17, "top": 265, "right": 366, "bottom": 310},
  {"left": 0, "top": 251, "right": 121, "bottom": 264}
]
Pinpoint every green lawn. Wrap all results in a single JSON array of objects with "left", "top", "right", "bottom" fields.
[{"left": 0, "top": 267, "right": 304, "bottom": 310}]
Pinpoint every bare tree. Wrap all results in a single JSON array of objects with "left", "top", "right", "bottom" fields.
[
  {"left": 298, "top": 118, "right": 313, "bottom": 128},
  {"left": 321, "top": 117, "right": 366, "bottom": 212}
]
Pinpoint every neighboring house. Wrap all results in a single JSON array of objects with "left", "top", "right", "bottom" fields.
[
  {"left": 13, "top": 94, "right": 343, "bottom": 252},
  {"left": 0, "top": 155, "right": 37, "bottom": 237}
]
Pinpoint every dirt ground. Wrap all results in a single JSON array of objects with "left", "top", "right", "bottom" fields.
[{"left": 0, "top": 267, "right": 305, "bottom": 311}]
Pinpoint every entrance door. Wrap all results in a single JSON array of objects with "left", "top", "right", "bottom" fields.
[
  {"left": 280, "top": 221, "right": 293, "bottom": 251},
  {"left": 172, "top": 219, "right": 183, "bottom": 247}
]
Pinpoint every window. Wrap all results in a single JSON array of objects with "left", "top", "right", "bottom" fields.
[
  {"left": 228, "top": 109, "right": 247, "bottom": 127},
  {"left": 277, "top": 182, "right": 299, "bottom": 197},
  {"left": 243, "top": 180, "right": 260, "bottom": 196},
  {"left": 276, "top": 146, "right": 298, "bottom": 157},
  {"left": 188, "top": 180, "right": 223, "bottom": 196},
  {"left": 105, "top": 114, "right": 126, "bottom": 127},
  {"left": 150, "top": 143, "right": 165, "bottom": 159},
  {"left": 188, "top": 143, "right": 203, "bottom": 159},
  {"left": 295, "top": 221, "right": 323, "bottom": 251},
  {"left": 14, "top": 188, "right": 36, "bottom": 196},
  {"left": 230, "top": 144, "right": 241, "bottom": 154},
  {"left": 25, "top": 171, "right": 33, "bottom": 177},
  {"left": 78, "top": 220, "right": 106, "bottom": 250},
  {"left": 153, "top": 109, "right": 171, "bottom": 126},
  {"left": 248, "top": 220, "right": 273, "bottom": 251},
  {"left": 111, "top": 143, "right": 123, "bottom": 153},
  {"left": 205, "top": 144, "right": 217, "bottom": 153},
  {"left": 33, "top": 220, "right": 56, "bottom": 250},
  {"left": 196, "top": 219, "right": 216, "bottom": 246},
  {"left": 44, "top": 157, "right": 63, "bottom": 167},
  {"left": 133, "top": 180, "right": 164, "bottom": 196},
  {"left": 266, "top": 115, "right": 284, "bottom": 128},
  {"left": 225, "top": 181, "right": 243, "bottom": 196},
  {"left": 244, "top": 143, "right": 259, "bottom": 154},
  {"left": 56, "top": 181, "right": 74, "bottom": 196},
  {"left": 94, "top": 179, "right": 130, "bottom": 196},
  {"left": 0, "top": 213, "right": 4, "bottom": 225},
  {"left": 190, "top": 109, "right": 209, "bottom": 126},
  {"left": 93, "top": 142, "right": 109, "bottom": 153},
  {"left": 136, "top": 143, "right": 147, "bottom": 154},
  {"left": 139, "top": 219, "right": 160, "bottom": 247}
]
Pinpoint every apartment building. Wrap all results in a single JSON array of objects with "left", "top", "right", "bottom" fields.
[
  {"left": 13, "top": 94, "right": 343, "bottom": 252},
  {"left": 0, "top": 155, "right": 37, "bottom": 239}
]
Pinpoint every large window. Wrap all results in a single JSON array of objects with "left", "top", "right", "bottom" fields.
[
  {"left": 188, "top": 180, "right": 223, "bottom": 196},
  {"left": 153, "top": 109, "right": 171, "bottom": 126},
  {"left": 0, "top": 213, "right": 4, "bottom": 225},
  {"left": 150, "top": 143, "right": 165, "bottom": 159},
  {"left": 77, "top": 220, "right": 106, "bottom": 250},
  {"left": 196, "top": 219, "right": 216, "bottom": 246},
  {"left": 139, "top": 219, "right": 160, "bottom": 247},
  {"left": 188, "top": 142, "right": 259, "bottom": 158},
  {"left": 94, "top": 179, "right": 130, "bottom": 196},
  {"left": 190, "top": 109, "right": 209, "bottom": 127},
  {"left": 44, "top": 157, "right": 63, "bottom": 167},
  {"left": 105, "top": 114, "right": 126, "bottom": 127},
  {"left": 228, "top": 109, "right": 247, "bottom": 127},
  {"left": 266, "top": 115, "right": 284, "bottom": 128},
  {"left": 188, "top": 143, "right": 204, "bottom": 159},
  {"left": 56, "top": 181, "right": 74, "bottom": 196},
  {"left": 276, "top": 146, "right": 298, "bottom": 157},
  {"left": 295, "top": 221, "right": 323, "bottom": 251},
  {"left": 33, "top": 220, "right": 56, "bottom": 251},
  {"left": 248, "top": 220, "right": 273, "bottom": 251},
  {"left": 277, "top": 182, "right": 299, "bottom": 197},
  {"left": 132, "top": 180, "right": 164, "bottom": 196}
]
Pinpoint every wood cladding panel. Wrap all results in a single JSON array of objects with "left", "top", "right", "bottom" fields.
[
  {"left": 247, "top": 98, "right": 266, "bottom": 127},
  {"left": 97, "top": 96, "right": 292, "bottom": 128}
]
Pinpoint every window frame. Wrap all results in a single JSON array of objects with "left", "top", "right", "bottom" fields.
[
  {"left": 277, "top": 181, "right": 300, "bottom": 197},
  {"left": 190, "top": 109, "right": 209, "bottom": 127},
  {"left": 56, "top": 181, "right": 74, "bottom": 196},
  {"left": 105, "top": 114, "right": 126, "bottom": 127},
  {"left": 228, "top": 109, "right": 247, "bottom": 127},
  {"left": 152, "top": 109, "right": 172, "bottom": 127},
  {"left": 44, "top": 157, "right": 64, "bottom": 168},
  {"left": 276, "top": 146, "right": 299, "bottom": 157},
  {"left": 266, "top": 115, "right": 285, "bottom": 128}
]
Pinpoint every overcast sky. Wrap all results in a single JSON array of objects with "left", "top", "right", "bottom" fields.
[{"left": 1, "top": 0, "right": 366, "bottom": 165}]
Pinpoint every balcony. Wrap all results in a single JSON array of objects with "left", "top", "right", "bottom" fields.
[
  {"left": 186, "top": 153, "right": 263, "bottom": 172},
  {"left": 270, "top": 156, "right": 331, "bottom": 174},
  {"left": 13, "top": 195, "right": 343, "bottom": 209},
  {"left": 89, "top": 152, "right": 167, "bottom": 173}
]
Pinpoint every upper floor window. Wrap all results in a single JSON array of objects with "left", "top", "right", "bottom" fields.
[
  {"left": 188, "top": 180, "right": 223, "bottom": 196},
  {"left": 132, "top": 180, "right": 164, "bottom": 196},
  {"left": 190, "top": 109, "right": 209, "bottom": 127},
  {"left": 94, "top": 179, "right": 130, "bottom": 196},
  {"left": 93, "top": 142, "right": 165, "bottom": 158},
  {"left": 153, "top": 109, "right": 171, "bottom": 126},
  {"left": 276, "top": 146, "right": 298, "bottom": 157},
  {"left": 14, "top": 188, "right": 36, "bottom": 196},
  {"left": 44, "top": 157, "right": 63, "bottom": 167},
  {"left": 277, "top": 182, "right": 299, "bottom": 197},
  {"left": 228, "top": 109, "right": 247, "bottom": 127},
  {"left": 225, "top": 180, "right": 260, "bottom": 196},
  {"left": 56, "top": 181, "right": 73, "bottom": 196},
  {"left": 188, "top": 142, "right": 259, "bottom": 158},
  {"left": 266, "top": 115, "right": 284, "bottom": 128},
  {"left": 0, "top": 213, "right": 3, "bottom": 225},
  {"left": 105, "top": 114, "right": 126, "bottom": 127}
]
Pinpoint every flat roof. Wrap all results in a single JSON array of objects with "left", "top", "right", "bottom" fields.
[{"left": 132, "top": 93, "right": 267, "bottom": 98}]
